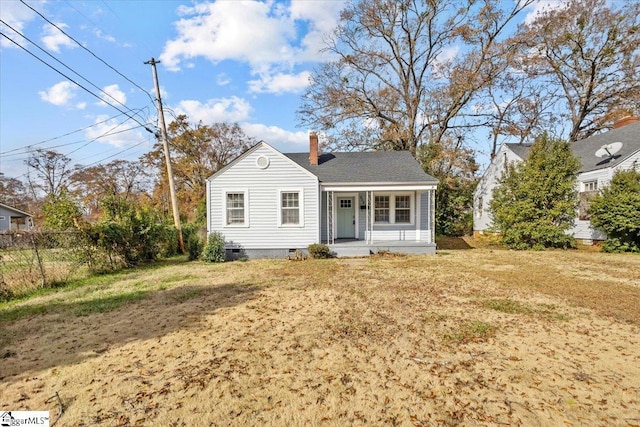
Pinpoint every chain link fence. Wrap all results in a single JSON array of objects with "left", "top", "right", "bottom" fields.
[{"left": 0, "top": 231, "right": 94, "bottom": 300}]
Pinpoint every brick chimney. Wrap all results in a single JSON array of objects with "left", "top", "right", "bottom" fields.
[
  {"left": 613, "top": 116, "right": 640, "bottom": 129},
  {"left": 309, "top": 132, "right": 319, "bottom": 166}
]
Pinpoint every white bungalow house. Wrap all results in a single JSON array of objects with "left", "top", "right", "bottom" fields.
[
  {"left": 474, "top": 118, "right": 640, "bottom": 243},
  {"left": 206, "top": 133, "right": 438, "bottom": 258},
  {"left": 0, "top": 202, "right": 33, "bottom": 232}
]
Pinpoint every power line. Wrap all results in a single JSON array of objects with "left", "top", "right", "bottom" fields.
[
  {"left": 1, "top": 122, "right": 149, "bottom": 159},
  {"left": 19, "top": 0, "right": 155, "bottom": 104},
  {"left": 0, "top": 30, "right": 155, "bottom": 134},
  {"left": 0, "top": 19, "right": 150, "bottom": 129},
  {"left": 10, "top": 137, "right": 151, "bottom": 182},
  {"left": 0, "top": 111, "right": 141, "bottom": 156}
]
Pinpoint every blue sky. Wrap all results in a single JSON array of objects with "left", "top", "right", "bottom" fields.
[
  {"left": 0, "top": 0, "right": 550, "bottom": 179},
  {"left": 0, "top": 0, "right": 348, "bottom": 178}
]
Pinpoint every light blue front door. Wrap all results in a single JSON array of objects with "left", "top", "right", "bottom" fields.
[{"left": 337, "top": 197, "right": 356, "bottom": 238}]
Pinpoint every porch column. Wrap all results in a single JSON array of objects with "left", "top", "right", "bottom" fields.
[
  {"left": 327, "top": 191, "right": 334, "bottom": 245},
  {"left": 431, "top": 189, "right": 436, "bottom": 244},
  {"left": 415, "top": 191, "right": 421, "bottom": 242},
  {"left": 367, "top": 191, "right": 373, "bottom": 244}
]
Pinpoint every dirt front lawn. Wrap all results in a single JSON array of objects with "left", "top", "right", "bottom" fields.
[{"left": 1, "top": 249, "right": 639, "bottom": 426}]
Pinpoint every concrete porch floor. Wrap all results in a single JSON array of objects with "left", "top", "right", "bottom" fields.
[{"left": 327, "top": 239, "right": 437, "bottom": 257}]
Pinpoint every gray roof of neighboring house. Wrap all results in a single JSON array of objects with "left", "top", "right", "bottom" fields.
[
  {"left": 504, "top": 121, "right": 640, "bottom": 173},
  {"left": 505, "top": 143, "right": 533, "bottom": 160},
  {"left": 284, "top": 151, "right": 438, "bottom": 184},
  {"left": 0, "top": 202, "right": 32, "bottom": 217},
  {"left": 570, "top": 121, "right": 640, "bottom": 173}
]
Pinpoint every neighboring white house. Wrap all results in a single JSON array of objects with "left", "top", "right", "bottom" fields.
[
  {"left": 474, "top": 118, "right": 640, "bottom": 243},
  {"left": 0, "top": 202, "right": 33, "bottom": 232},
  {"left": 206, "top": 133, "right": 439, "bottom": 258}
]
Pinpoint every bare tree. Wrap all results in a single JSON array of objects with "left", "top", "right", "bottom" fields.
[
  {"left": 476, "top": 52, "right": 559, "bottom": 158},
  {"left": 25, "top": 149, "right": 76, "bottom": 200},
  {"left": 143, "top": 115, "right": 255, "bottom": 220},
  {"left": 514, "top": 0, "right": 640, "bottom": 141},
  {"left": 298, "top": 0, "right": 533, "bottom": 156},
  {"left": 70, "top": 160, "right": 151, "bottom": 220},
  {"left": 0, "top": 173, "right": 30, "bottom": 210}
]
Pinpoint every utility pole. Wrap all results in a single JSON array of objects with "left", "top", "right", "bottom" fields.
[{"left": 145, "top": 57, "right": 184, "bottom": 253}]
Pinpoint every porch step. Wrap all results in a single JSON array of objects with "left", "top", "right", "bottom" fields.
[
  {"left": 330, "top": 246, "right": 373, "bottom": 257},
  {"left": 328, "top": 242, "right": 437, "bottom": 257}
]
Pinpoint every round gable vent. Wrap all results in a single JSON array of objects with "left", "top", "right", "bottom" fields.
[{"left": 256, "top": 155, "right": 270, "bottom": 169}]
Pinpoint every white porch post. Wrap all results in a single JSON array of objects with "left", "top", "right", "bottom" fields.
[
  {"left": 368, "top": 191, "right": 373, "bottom": 244},
  {"left": 431, "top": 189, "right": 436, "bottom": 244},
  {"left": 415, "top": 191, "right": 421, "bottom": 242},
  {"left": 327, "top": 191, "right": 334, "bottom": 245}
]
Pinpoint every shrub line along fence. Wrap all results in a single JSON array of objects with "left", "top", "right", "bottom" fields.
[{"left": 0, "top": 224, "right": 189, "bottom": 301}]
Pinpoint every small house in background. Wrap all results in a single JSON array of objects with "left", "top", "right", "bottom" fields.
[
  {"left": 0, "top": 202, "right": 33, "bottom": 232},
  {"left": 474, "top": 118, "right": 640, "bottom": 244},
  {"left": 206, "top": 134, "right": 438, "bottom": 259}
]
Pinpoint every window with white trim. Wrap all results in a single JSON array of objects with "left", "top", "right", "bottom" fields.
[
  {"left": 374, "top": 193, "right": 414, "bottom": 224},
  {"left": 395, "top": 195, "right": 411, "bottom": 223},
  {"left": 374, "top": 195, "right": 390, "bottom": 223},
  {"left": 280, "top": 191, "right": 301, "bottom": 225},
  {"left": 0, "top": 216, "right": 5, "bottom": 221},
  {"left": 476, "top": 197, "right": 483, "bottom": 218},
  {"left": 225, "top": 192, "right": 246, "bottom": 226},
  {"left": 579, "top": 181, "right": 598, "bottom": 220}
]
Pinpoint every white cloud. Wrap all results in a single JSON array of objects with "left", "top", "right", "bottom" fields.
[
  {"left": 241, "top": 123, "right": 308, "bottom": 147},
  {"left": 84, "top": 115, "right": 146, "bottom": 148},
  {"left": 523, "top": 0, "right": 569, "bottom": 25},
  {"left": 174, "top": 96, "right": 252, "bottom": 123},
  {"left": 93, "top": 28, "right": 116, "bottom": 43},
  {"left": 38, "top": 81, "right": 77, "bottom": 106},
  {"left": 159, "top": 0, "right": 345, "bottom": 94},
  {"left": 216, "top": 73, "right": 231, "bottom": 86},
  {"left": 160, "top": 1, "right": 294, "bottom": 71},
  {"left": 97, "top": 84, "right": 127, "bottom": 106},
  {"left": 290, "top": 1, "right": 347, "bottom": 63},
  {"left": 248, "top": 70, "right": 311, "bottom": 94},
  {"left": 0, "top": 1, "right": 36, "bottom": 48},
  {"left": 431, "top": 45, "right": 460, "bottom": 79},
  {"left": 41, "top": 22, "right": 75, "bottom": 52}
]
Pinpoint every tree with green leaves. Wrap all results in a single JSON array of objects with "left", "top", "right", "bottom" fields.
[
  {"left": 41, "top": 190, "right": 83, "bottom": 231},
  {"left": 489, "top": 135, "right": 580, "bottom": 249},
  {"left": 589, "top": 168, "right": 640, "bottom": 253},
  {"left": 417, "top": 140, "right": 478, "bottom": 236}
]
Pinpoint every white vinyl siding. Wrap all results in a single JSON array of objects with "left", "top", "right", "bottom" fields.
[
  {"left": 208, "top": 143, "right": 319, "bottom": 249},
  {"left": 473, "top": 144, "right": 526, "bottom": 233}
]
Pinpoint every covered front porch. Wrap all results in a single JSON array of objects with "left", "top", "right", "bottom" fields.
[{"left": 320, "top": 184, "right": 437, "bottom": 256}]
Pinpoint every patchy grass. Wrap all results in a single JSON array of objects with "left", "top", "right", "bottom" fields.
[
  {"left": 1, "top": 250, "right": 639, "bottom": 426},
  {"left": 445, "top": 320, "right": 496, "bottom": 343}
]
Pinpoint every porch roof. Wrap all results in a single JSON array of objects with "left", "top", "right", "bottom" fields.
[
  {"left": 0, "top": 202, "right": 33, "bottom": 217},
  {"left": 284, "top": 151, "right": 438, "bottom": 184}
]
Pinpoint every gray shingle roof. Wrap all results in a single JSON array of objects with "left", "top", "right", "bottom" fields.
[
  {"left": 505, "top": 143, "right": 533, "bottom": 160},
  {"left": 504, "top": 122, "right": 640, "bottom": 173},
  {"left": 284, "top": 151, "right": 437, "bottom": 184},
  {"left": 570, "top": 122, "right": 640, "bottom": 173}
]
